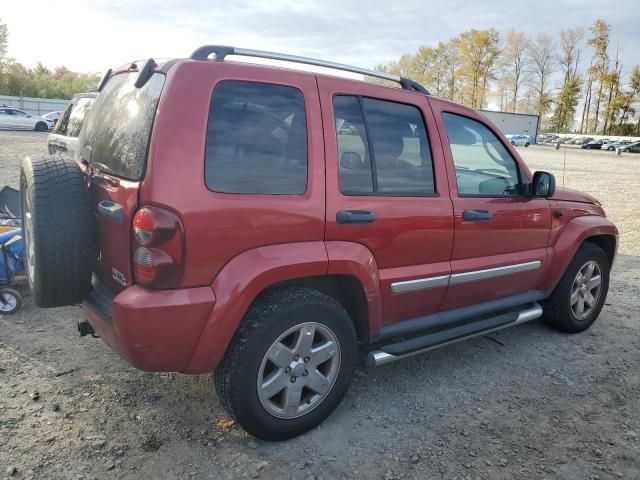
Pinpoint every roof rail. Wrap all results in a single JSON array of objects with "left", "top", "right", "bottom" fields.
[{"left": 190, "top": 45, "right": 430, "bottom": 95}]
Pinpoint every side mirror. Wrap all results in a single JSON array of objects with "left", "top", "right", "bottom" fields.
[
  {"left": 532, "top": 171, "right": 556, "bottom": 198},
  {"left": 27, "top": 115, "right": 32, "bottom": 118},
  {"left": 340, "top": 151, "right": 362, "bottom": 170}
]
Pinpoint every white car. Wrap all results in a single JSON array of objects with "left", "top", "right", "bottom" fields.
[
  {"left": 0, "top": 106, "right": 53, "bottom": 131},
  {"left": 42, "top": 111, "right": 63, "bottom": 126},
  {"left": 507, "top": 134, "right": 531, "bottom": 147}
]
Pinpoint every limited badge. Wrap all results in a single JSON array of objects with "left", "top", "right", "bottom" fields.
[{"left": 112, "top": 267, "right": 128, "bottom": 287}]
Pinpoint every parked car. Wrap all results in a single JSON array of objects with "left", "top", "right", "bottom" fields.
[
  {"left": 42, "top": 111, "right": 63, "bottom": 126},
  {"left": 582, "top": 140, "right": 606, "bottom": 149},
  {"left": 601, "top": 140, "right": 632, "bottom": 151},
  {"left": 19, "top": 47, "right": 618, "bottom": 441},
  {"left": 507, "top": 134, "right": 530, "bottom": 147},
  {"left": 620, "top": 141, "right": 640, "bottom": 153},
  {"left": 573, "top": 137, "right": 593, "bottom": 145},
  {"left": 47, "top": 93, "right": 97, "bottom": 158},
  {"left": 0, "top": 106, "right": 52, "bottom": 131}
]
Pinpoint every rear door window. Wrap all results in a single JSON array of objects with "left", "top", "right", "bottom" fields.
[
  {"left": 334, "top": 95, "right": 435, "bottom": 196},
  {"left": 205, "top": 81, "right": 308, "bottom": 195},
  {"left": 80, "top": 72, "right": 165, "bottom": 180}
]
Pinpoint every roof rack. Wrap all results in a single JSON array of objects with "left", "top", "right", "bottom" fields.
[{"left": 190, "top": 45, "right": 430, "bottom": 95}]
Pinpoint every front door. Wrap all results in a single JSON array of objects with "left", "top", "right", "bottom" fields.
[
  {"left": 318, "top": 77, "right": 454, "bottom": 325},
  {"left": 430, "top": 101, "right": 552, "bottom": 310}
]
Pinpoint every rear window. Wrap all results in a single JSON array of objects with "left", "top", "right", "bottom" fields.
[
  {"left": 205, "top": 80, "right": 308, "bottom": 194},
  {"left": 81, "top": 72, "right": 165, "bottom": 180}
]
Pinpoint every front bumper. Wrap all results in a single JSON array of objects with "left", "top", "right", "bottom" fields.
[{"left": 83, "top": 277, "right": 216, "bottom": 372}]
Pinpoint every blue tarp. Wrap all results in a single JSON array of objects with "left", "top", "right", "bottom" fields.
[{"left": 0, "top": 228, "right": 24, "bottom": 283}]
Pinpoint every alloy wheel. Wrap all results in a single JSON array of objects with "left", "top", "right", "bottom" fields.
[
  {"left": 570, "top": 260, "right": 602, "bottom": 321},
  {"left": 257, "top": 322, "right": 341, "bottom": 419}
]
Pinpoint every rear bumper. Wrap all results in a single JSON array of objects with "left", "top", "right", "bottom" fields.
[{"left": 83, "top": 278, "right": 216, "bottom": 372}]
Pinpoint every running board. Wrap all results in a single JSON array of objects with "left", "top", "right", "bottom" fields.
[{"left": 367, "top": 303, "right": 543, "bottom": 367}]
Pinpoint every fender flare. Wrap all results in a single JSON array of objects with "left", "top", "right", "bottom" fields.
[
  {"left": 184, "top": 240, "right": 381, "bottom": 373},
  {"left": 542, "top": 215, "right": 618, "bottom": 293}
]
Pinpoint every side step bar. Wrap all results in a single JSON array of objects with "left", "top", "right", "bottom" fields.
[{"left": 367, "top": 303, "right": 543, "bottom": 367}]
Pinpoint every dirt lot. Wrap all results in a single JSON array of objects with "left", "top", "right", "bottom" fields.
[{"left": 1, "top": 131, "right": 639, "bottom": 480}]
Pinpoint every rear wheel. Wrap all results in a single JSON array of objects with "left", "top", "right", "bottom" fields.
[
  {"left": 20, "top": 157, "right": 95, "bottom": 307},
  {"left": 214, "top": 287, "right": 357, "bottom": 441},
  {"left": 543, "top": 243, "right": 610, "bottom": 333}
]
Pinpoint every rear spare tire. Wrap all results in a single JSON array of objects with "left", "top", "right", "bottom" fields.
[{"left": 20, "top": 156, "right": 95, "bottom": 307}]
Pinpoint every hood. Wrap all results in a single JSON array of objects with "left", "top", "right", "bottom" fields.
[{"left": 550, "top": 186, "right": 600, "bottom": 205}]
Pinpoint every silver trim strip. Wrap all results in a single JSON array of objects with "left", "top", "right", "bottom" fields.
[
  {"left": 449, "top": 261, "right": 541, "bottom": 285},
  {"left": 368, "top": 303, "right": 543, "bottom": 366},
  {"left": 391, "top": 275, "right": 450, "bottom": 294},
  {"left": 390, "top": 260, "right": 542, "bottom": 294}
]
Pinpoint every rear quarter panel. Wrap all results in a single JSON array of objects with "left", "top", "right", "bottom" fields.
[{"left": 141, "top": 61, "right": 326, "bottom": 287}]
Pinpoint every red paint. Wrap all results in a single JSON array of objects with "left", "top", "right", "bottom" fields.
[
  {"left": 80, "top": 58, "right": 618, "bottom": 373},
  {"left": 84, "top": 285, "right": 215, "bottom": 372}
]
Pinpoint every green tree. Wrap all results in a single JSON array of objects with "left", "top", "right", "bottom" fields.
[
  {"left": 586, "top": 19, "right": 610, "bottom": 133},
  {"left": 457, "top": 29, "right": 501, "bottom": 109},
  {"left": 550, "top": 76, "right": 581, "bottom": 132}
]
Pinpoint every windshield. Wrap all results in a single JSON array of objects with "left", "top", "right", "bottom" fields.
[{"left": 79, "top": 72, "right": 165, "bottom": 180}]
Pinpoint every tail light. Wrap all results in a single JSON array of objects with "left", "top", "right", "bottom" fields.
[{"left": 132, "top": 206, "right": 184, "bottom": 288}]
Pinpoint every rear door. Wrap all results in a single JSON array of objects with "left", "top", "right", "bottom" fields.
[
  {"left": 431, "top": 101, "right": 551, "bottom": 310},
  {"left": 77, "top": 71, "right": 165, "bottom": 292},
  {"left": 318, "top": 77, "right": 454, "bottom": 325}
]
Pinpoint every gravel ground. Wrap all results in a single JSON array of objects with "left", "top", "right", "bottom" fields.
[{"left": 1, "top": 131, "right": 639, "bottom": 480}]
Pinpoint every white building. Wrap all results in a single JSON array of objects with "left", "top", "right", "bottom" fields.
[{"left": 480, "top": 110, "right": 540, "bottom": 143}]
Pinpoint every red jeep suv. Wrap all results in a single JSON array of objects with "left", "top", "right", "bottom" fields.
[{"left": 20, "top": 46, "right": 618, "bottom": 441}]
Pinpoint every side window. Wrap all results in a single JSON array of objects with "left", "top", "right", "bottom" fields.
[
  {"left": 205, "top": 81, "right": 307, "bottom": 195},
  {"left": 334, "top": 95, "right": 435, "bottom": 196},
  {"left": 442, "top": 113, "right": 521, "bottom": 197},
  {"left": 67, "top": 98, "right": 94, "bottom": 137},
  {"left": 54, "top": 103, "right": 73, "bottom": 135}
]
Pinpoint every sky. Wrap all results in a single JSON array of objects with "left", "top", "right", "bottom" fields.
[{"left": 2, "top": 0, "right": 640, "bottom": 81}]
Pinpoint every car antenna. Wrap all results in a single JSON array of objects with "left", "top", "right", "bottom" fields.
[{"left": 555, "top": 128, "right": 567, "bottom": 189}]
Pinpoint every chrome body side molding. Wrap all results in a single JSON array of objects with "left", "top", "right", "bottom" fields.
[{"left": 390, "top": 260, "right": 542, "bottom": 294}]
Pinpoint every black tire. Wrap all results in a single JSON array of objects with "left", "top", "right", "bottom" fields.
[
  {"left": 0, "top": 288, "right": 22, "bottom": 315},
  {"left": 542, "top": 242, "right": 610, "bottom": 333},
  {"left": 20, "top": 156, "right": 95, "bottom": 308},
  {"left": 525, "top": 142, "right": 530, "bottom": 147},
  {"left": 34, "top": 122, "right": 48, "bottom": 132},
  {"left": 214, "top": 286, "right": 357, "bottom": 441}
]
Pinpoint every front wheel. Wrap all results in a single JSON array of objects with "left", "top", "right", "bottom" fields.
[
  {"left": 214, "top": 287, "right": 357, "bottom": 441},
  {"left": 542, "top": 243, "right": 610, "bottom": 333},
  {"left": 34, "top": 122, "right": 48, "bottom": 132}
]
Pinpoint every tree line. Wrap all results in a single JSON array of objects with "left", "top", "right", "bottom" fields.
[
  {"left": 0, "top": 18, "right": 99, "bottom": 100},
  {"left": 376, "top": 20, "right": 640, "bottom": 136}
]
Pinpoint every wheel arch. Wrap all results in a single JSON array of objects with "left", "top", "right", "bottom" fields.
[
  {"left": 184, "top": 241, "right": 381, "bottom": 373},
  {"left": 542, "top": 215, "right": 618, "bottom": 294}
]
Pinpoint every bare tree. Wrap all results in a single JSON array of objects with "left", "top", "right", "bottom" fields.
[
  {"left": 501, "top": 30, "right": 530, "bottom": 112},
  {"left": 528, "top": 34, "right": 556, "bottom": 116},
  {"left": 559, "top": 28, "right": 584, "bottom": 83}
]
